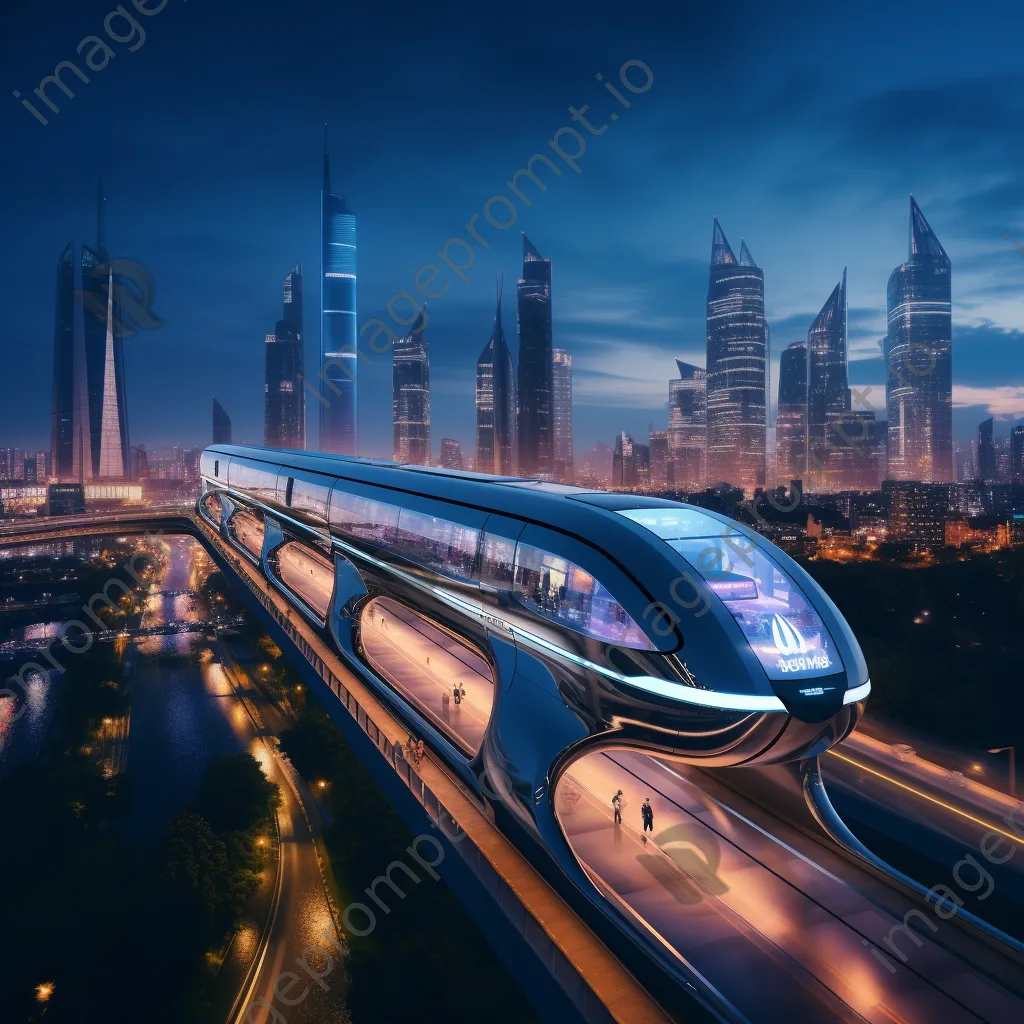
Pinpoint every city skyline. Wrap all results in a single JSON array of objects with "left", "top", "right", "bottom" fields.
[{"left": 3, "top": 2, "right": 1024, "bottom": 460}]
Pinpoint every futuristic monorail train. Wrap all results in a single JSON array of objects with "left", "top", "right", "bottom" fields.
[{"left": 199, "top": 444, "right": 868, "bottom": 832}]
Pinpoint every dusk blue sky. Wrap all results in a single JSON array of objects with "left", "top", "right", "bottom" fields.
[{"left": 2, "top": 0, "right": 1023, "bottom": 458}]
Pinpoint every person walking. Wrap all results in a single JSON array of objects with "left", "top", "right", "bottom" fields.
[
  {"left": 612, "top": 789, "right": 623, "bottom": 825},
  {"left": 642, "top": 797, "right": 654, "bottom": 836},
  {"left": 453, "top": 683, "right": 462, "bottom": 705}
]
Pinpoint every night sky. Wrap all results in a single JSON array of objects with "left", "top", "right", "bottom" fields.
[{"left": 2, "top": 0, "right": 1023, "bottom": 457}]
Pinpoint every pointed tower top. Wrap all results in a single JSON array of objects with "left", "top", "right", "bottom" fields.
[
  {"left": 322, "top": 123, "right": 330, "bottom": 193},
  {"left": 909, "top": 196, "right": 947, "bottom": 260},
  {"left": 410, "top": 303, "right": 427, "bottom": 335},
  {"left": 96, "top": 177, "right": 106, "bottom": 256},
  {"left": 810, "top": 271, "right": 847, "bottom": 334},
  {"left": 738, "top": 237, "right": 757, "bottom": 268},
  {"left": 675, "top": 359, "right": 704, "bottom": 380},
  {"left": 522, "top": 233, "right": 544, "bottom": 262},
  {"left": 711, "top": 217, "right": 737, "bottom": 266},
  {"left": 495, "top": 271, "right": 504, "bottom": 314}
]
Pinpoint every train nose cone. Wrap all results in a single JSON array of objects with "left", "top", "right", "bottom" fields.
[{"left": 771, "top": 675, "right": 846, "bottom": 723}]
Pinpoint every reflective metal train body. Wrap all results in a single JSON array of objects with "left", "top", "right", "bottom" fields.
[{"left": 199, "top": 444, "right": 868, "bottom": 831}]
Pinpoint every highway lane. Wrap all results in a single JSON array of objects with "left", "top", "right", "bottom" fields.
[
  {"left": 827, "top": 730, "right": 1024, "bottom": 851},
  {"left": 216, "top": 637, "right": 347, "bottom": 1024},
  {"left": 558, "top": 750, "right": 1024, "bottom": 1023}
]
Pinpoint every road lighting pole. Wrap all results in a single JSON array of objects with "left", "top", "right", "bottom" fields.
[{"left": 988, "top": 746, "right": 1016, "bottom": 798}]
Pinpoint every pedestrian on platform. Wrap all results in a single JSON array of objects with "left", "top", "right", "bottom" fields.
[
  {"left": 642, "top": 797, "right": 654, "bottom": 836},
  {"left": 453, "top": 683, "right": 462, "bottom": 705},
  {"left": 612, "top": 790, "right": 623, "bottom": 825},
  {"left": 416, "top": 739, "right": 426, "bottom": 764}
]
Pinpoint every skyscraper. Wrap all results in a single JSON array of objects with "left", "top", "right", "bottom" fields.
[
  {"left": 265, "top": 265, "right": 305, "bottom": 450},
  {"left": 516, "top": 235, "right": 553, "bottom": 478},
  {"left": 775, "top": 341, "right": 808, "bottom": 486},
  {"left": 552, "top": 348, "right": 573, "bottom": 482},
  {"left": 50, "top": 181, "right": 130, "bottom": 482},
  {"left": 392, "top": 307, "right": 431, "bottom": 465},
  {"left": 667, "top": 360, "right": 706, "bottom": 490},
  {"left": 476, "top": 276, "right": 516, "bottom": 476},
  {"left": 807, "top": 270, "right": 849, "bottom": 489},
  {"left": 978, "top": 417, "right": 997, "bottom": 482},
  {"left": 648, "top": 429, "right": 668, "bottom": 488},
  {"left": 212, "top": 397, "right": 232, "bottom": 444},
  {"left": 613, "top": 431, "right": 637, "bottom": 488},
  {"left": 1011, "top": 424, "right": 1024, "bottom": 484},
  {"left": 319, "top": 133, "right": 358, "bottom": 456},
  {"left": 705, "top": 219, "right": 767, "bottom": 492},
  {"left": 439, "top": 437, "right": 464, "bottom": 470},
  {"left": 885, "top": 197, "right": 953, "bottom": 483}
]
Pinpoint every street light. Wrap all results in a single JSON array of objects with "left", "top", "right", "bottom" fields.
[{"left": 987, "top": 747, "right": 1016, "bottom": 798}]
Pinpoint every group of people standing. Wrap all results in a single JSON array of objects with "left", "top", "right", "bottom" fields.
[
  {"left": 398, "top": 735, "right": 426, "bottom": 768},
  {"left": 611, "top": 789, "right": 655, "bottom": 841}
]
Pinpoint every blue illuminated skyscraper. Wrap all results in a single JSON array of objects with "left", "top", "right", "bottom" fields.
[
  {"left": 885, "top": 197, "right": 953, "bottom": 483},
  {"left": 319, "top": 134, "right": 358, "bottom": 455}
]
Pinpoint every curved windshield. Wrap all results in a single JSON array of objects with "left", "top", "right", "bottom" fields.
[
  {"left": 513, "top": 542, "right": 655, "bottom": 650},
  {"left": 619, "top": 508, "right": 842, "bottom": 680}
]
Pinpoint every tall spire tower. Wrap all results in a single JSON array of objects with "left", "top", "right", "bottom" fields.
[
  {"left": 476, "top": 274, "right": 516, "bottom": 475},
  {"left": 319, "top": 127, "right": 359, "bottom": 455}
]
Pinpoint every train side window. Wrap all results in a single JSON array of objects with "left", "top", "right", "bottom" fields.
[
  {"left": 214, "top": 460, "right": 219, "bottom": 478},
  {"left": 395, "top": 508, "right": 479, "bottom": 580},
  {"left": 330, "top": 489, "right": 401, "bottom": 545},
  {"left": 479, "top": 533, "right": 516, "bottom": 587},
  {"left": 285, "top": 477, "right": 294, "bottom": 507},
  {"left": 513, "top": 542, "right": 655, "bottom": 649}
]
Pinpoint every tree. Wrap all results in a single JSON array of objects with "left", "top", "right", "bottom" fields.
[{"left": 194, "top": 753, "right": 279, "bottom": 835}]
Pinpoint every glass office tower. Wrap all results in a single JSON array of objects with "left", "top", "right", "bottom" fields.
[
  {"left": 885, "top": 197, "right": 953, "bottom": 483},
  {"left": 476, "top": 276, "right": 516, "bottom": 476},
  {"left": 320, "top": 139, "right": 358, "bottom": 455},
  {"left": 705, "top": 219, "right": 767, "bottom": 492},
  {"left": 516, "top": 234, "right": 553, "bottom": 478},
  {"left": 667, "top": 360, "right": 707, "bottom": 490},
  {"left": 393, "top": 307, "right": 431, "bottom": 465},
  {"left": 265, "top": 264, "right": 305, "bottom": 450},
  {"left": 775, "top": 341, "right": 808, "bottom": 487},
  {"left": 807, "top": 270, "right": 849, "bottom": 489},
  {"left": 552, "top": 348, "right": 573, "bottom": 482}
]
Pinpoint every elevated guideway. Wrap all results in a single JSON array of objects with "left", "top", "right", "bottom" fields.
[{"left": 6, "top": 507, "right": 1024, "bottom": 1023}]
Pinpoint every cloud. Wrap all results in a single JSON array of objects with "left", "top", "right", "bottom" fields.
[
  {"left": 953, "top": 385, "right": 1024, "bottom": 418},
  {"left": 573, "top": 339, "right": 682, "bottom": 407}
]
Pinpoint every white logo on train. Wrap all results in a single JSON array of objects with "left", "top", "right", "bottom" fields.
[{"left": 770, "top": 614, "right": 831, "bottom": 674}]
